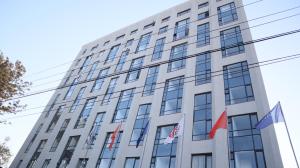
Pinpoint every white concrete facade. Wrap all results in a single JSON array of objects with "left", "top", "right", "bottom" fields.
[{"left": 11, "top": 0, "right": 287, "bottom": 167}]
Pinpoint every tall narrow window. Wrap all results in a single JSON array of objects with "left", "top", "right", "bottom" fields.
[
  {"left": 96, "top": 132, "right": 123, "bottom": 168},
  {"left": 223, "top": 61, "right": 254, "bottom": 105},
  {"left": 64, "top": 69, "right": 75, "bottom": 86},
  {"left": 174, "top": 18, "right": 189, "bottom": 41},
  {"left": 105, "top": 44, "right": 120, "bottom": 63},
  {"left": 76, "top": 158, "right": 88, "bottom": 168},
  {"left": 74, "top": 98, "right": 96, "bottom": 128},
  {"left": 64, "top": 77, "right": 80, "bottom": 100},
  {"left": 191, "top": 154, "right": 212, "bottom": 168},
  {"left": 78, "top": 55, "right": 92, "bottom": 74},
  {"left": 25, "top": 124, "right": 43, "bottom": 153},
  {"left": 102, "top": 77, "right": 118, "bottom": 105},
  {"left": 130, "top": 104, "right": 151, "bottom": 146},
  {"left": 41, "top": 159, "right": 51, "bottom": 168},
  {"left": 143, "top": 66, "right": 159, "bottom": 96},
  {"left": 152, "top": 37, "right": 166, "bottom": 61},
  {"left": 136, "top": 32, "right": 151, "bottom": 53},
  {"left": 45, "top": 94, "right": 60, "bottom": 118},
  {"left": 150, "top": 125, "right": 177, "bottom": 168},
  {"left": 220, "top": 26, "right": 244, "bottom": 57},
  {"left": 168, "top": 43, "right": 188, "bottom": 72},
  {"left": 50, "top": 119, "right": 70, "bottom": 152},
  {"left": 193, "top": 93, "right": 212, "bottom": 140},
  {"left": 115, "top": 50, "right": 129, "bottom": 73},
  {"left": 86, "top": 61, "right": 99, "bottom": 80},
  {"left": 86, "top": 113, "right": 105, "bottom": 148},
  {"left": 218, "top": 2, "right": 238, "bottom": 26},
  {"left": 70, "top": 87, "right": 86, "bottom": 113},
  {"left": 57, "top": 136, "right": 80, "bottom": 168},
  {"left": 126, "top": 57, "right": 144, "bottom": 83},
  {"left": 27, "top": 139, "right": 47, "bottom": 168},
  {"left": 197, "top": 23, "right": 210, "bottom": 47},
  {"left": 160, "top": 76, "right": 184, "bottom": 115},
  {"left": 46, "top": 105, "right": 66, "bottom": 133},
  {"left": 195, "top": 52, "right": 211, "bottom": 85},
  {"left": 124, "top": 157, "right": 140, "bottom": 168},
  {"left": 112, "top": 88, "right": 135, "bottom": 123},
  {"left": 228, "top": 114, "right": 266, "bottom": 168},
  {"left": 91, "top": 68, "right": 109, "bottom": 92}
]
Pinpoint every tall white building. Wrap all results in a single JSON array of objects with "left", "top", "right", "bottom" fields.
[{"left": 11, "top": 0, "right": 289, "bottom": 167}]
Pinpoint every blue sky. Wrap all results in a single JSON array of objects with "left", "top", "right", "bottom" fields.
[{"left": 1, "top": 0, "right": 300, "bottom": 166}]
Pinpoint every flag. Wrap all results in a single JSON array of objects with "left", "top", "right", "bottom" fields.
[
  {"left": 256, "top": 102, "right": 284, "bottom": 130},
  {"left": 136, "top": 120, "right": 150, "bottom": 148},
  {"left": 108, "top": 123, "right": 121, "bottom": 150},
  {"left": 164, "top": 117, "right": 184, "bottom": 144},
  {"left": 209, "top": 110, "right": 227, "bottom": 139}
]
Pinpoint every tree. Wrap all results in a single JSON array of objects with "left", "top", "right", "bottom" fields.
[
  {"left": 0, "top": 51, "right": 31, "bottom": 115},
  {"left": 0, "top": 137, "right": 12, "bottom": 167}
]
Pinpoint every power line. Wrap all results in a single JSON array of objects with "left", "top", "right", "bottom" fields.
[{"left": 3, "top": 53, "right": 300, "bottom": 121}]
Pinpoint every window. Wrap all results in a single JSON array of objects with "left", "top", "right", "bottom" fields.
[
  {"left": 78, "top": 55, "right": 92, "bottom": 74},
  {"left": 125, "top": 39, "right": 134, "bottom": 47},
  {"left": 152, "top": 37, "right": 166, "bottom": 61},
  {"left": 131, "top": 29, "right": 138, "bottom": 35},
  {"left": 27, "top": 139, "right": 47, "bottom": 168},
  {"left": 168, "top": 43, "right": 188, "bottom": 72},
  {"left": 177, "top": 9, "right": 191, "bottom": 17},
  {"left": 102, "top": 77, "right": 118, "bottom": 105},
  {"left": 74, "top": 98, "right": 96, "bottom": 128},
  {"left": 161, "top": 76, "right": 184, "bottom": 115},
  {"left": 46, "top": 105, "right": 66, "bottom": 133},
  {"left": 191, "top": 154, "right": 212, "bottom": 168},
  {"left": 193, "top": 93, "right": 212, "bottom": 140},
  {"left": 162, "top": 16, "right": 170, "bottom": 23},
  {"left": 105, "top": 44, "right": 120, "bottom": 63},
  {"left": 86, "top": 61, "right": 99, "bottom": 80},
  {"left": 86, "top": 113, "right": 105, "bottom": 148},
  {"left": 91, "top": 68, "right": 109, "bottom": 92},
  {"left": 126, "top": 57, "right": 144, "bottom": 83},
  {"left": 45, "top": 94, "right": 60, "bottom": 118},
  {"left": 228, "top": 114, "right": 266, "bottom": 168},
  {"left": 41, "top": 159, "right": 51, "bottom": 168},
  {"left": 50, "top": 119, "right": 70, "bottom": 152},
  {"left": 25, "top": 123, "right": 43, "bottom": 153},
  {"left": 76, "top": 158, "right": 88, "bottom": 168},
  {"left": 64, "top": 77, "right": 80, "bottom": 100},
  {"left": 195, "top": 52, "right": 211, "bottom": 85},
  {"left": 158, "top": 26, "right": 168, "bottom": 35},
  {"left": 125, "top": 157, "right": 140, "bottom": 168},
  {"left": 150, "top": 125, "right": 177, "bottom": 168},
  {"left": 112, "top": 88, "right": 135, "bottom": 123},
  {"left": 96, "top": 132, "right": 123, "bottom": 168},
  {"left": 143, "top": 66, "right": 159, "bottom": 96},
  {"left": 198, "top": 11, "right": 209, "bottom": 20},
  {"left": 115, "top": 50, "right": 129, "bottom": 73},
  {"left": 144, "top": 22, "right": 155, "bottom": 30},
  {"left": 91, "top": 44, "right": 99, "bottom": 51},
  {"left": 198, "top": 2, "right": 208, "bottom": 9},
  {"left": 57, "top": 136, "right": 80, "bottom": 168},
  {"left": 98, "top": 50, "right": 105, "bottom": 58},
  {"left": 220, "top": 26, "right": 244, "bottom": 57},
  {"left": 218, "top": 2, "right": 238, "bottom": 26},
  {"left": 64, "top": 69, "right": 75, "bottom": 86},
  {"left": 174, "top": 18, "right": 189, "bottom": 40},
  {"left": 70, "top": 87, "right": 86, "bottom": 113},
  {"left": 116, "top": 34, "right": 125, "bottom": 41},
  {"left": 130, "top": 104, "right": 151, "bottom": 146},
  {"left": 223, "top": 61, "right": 254, "bottom": 105},
  {"left": 197, "top": 23, "right": 210, "bottom": 47},
  {"left": 103, "top": 41, "right": 110, "bottom": 46},
  {"left": 136, "top": 32, "right": 151, "bottom": 53}
]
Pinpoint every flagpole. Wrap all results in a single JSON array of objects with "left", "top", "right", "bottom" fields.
[
  {"left": 225, "top": 109, "right": 231, "bottom": 168},
  {"left": 139, "top": 118, "right": 151, "bottom": 168},
  {"left": 279, "top": 102, "right": 299, "bottom": 168},
  {"left": 179, "top": 113, "right": 185, "bottom": 168}
]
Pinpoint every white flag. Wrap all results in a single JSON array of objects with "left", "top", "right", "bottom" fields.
[{"left": 164, "top": 117, "right": 184, "bottom": 144}]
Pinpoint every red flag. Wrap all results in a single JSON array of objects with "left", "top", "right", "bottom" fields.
[
  {"left": 209, "top": 110, "right": 227, "bottom": 139},
  {"left": 108, "top": 124, "right": 121, "bottom": 150}
]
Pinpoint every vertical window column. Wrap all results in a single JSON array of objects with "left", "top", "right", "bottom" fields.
[
  {"left": 91, "top": 68, "right": 110, "bottom": 92},
  {"left": 25, "top": 123, "right": 43, "bottom": 153},
  {"left": 126, "top": 57, "right": 144, "bottom": 83},
  {"left": 112, "top": 89, "right": 135, "bottom": 123},
  {"left": 136, "top": 33, "right": 151, "bottom": 53},
  {"left": 74, "top": 98, "right": 96, "bottom": 128},
  {"left": 86, "top": 113, "right": 105, "bottom": 148},
  {"left": 124, "top": 157, "right": 140, "bottom": 168},
  {"left": 46, "top": 105, "right": 66, "bottom": 133},
  {"left": 218, "top": 2, "right": 238, "bottom": 26},
  {"left": 168, "top": 43, "right": 188, "bottom": 72},
  {"left": 220, "top": 26, "right": 244, "bottom": 57},
  {"left": 143, "top": 66, "right": 159, "bottom": 96},
  {"left": 69, "top": 87, "right": 86, "bottom": 113},
  {"left": 57, "top": 136, "right": 80, "bottom": 168},
  {"left": 102, "top": 77, "right": 118, "bottom": 105},
  {"left": 152, "top": 37, "right": 166, "bottom": 61},
  {"left": 115, "top": 50, "right": 129, "bottom": 73},
  {"left": 64, "top": 77, "right": 80, "bottom": 100},
  {"left": 191, "top": 154, "right": 212, "bottom": 168},
  {"left": 173, "top": 18, "right": 190, "bottom": 40},
  {"left": 86, "top": 61, "right": 99, "bottom": 80},
  {"left": 197, "top": 23, "right": 210, "bottom": 47},
  {"left": 78, "top": 55, "right": 92, "bottom": 74},
  {"left": 50, "top": 119, "right": 70, "bottom": 152},
  {"left": 26, "top": 139, "right": 47, "bottom": 168},
  {"left": 105, "top": 44, "right": 120, "bottom": 63},
  {"left": 195, "top": 52, "right": 211, "bottom": 85}
]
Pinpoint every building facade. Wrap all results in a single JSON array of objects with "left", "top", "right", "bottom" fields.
[{"left": 11, "top": 0, "right": 287, "bottom": 167}]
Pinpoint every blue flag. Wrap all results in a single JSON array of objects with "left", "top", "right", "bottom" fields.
[
  {"left": 256, "top": 102, "right": 284, "bottom": 130},
  {"left": 136, "top": 120, "right": 150, "bottom": 148}
]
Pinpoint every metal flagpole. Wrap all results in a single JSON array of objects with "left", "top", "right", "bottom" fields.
[
  {"left": 279, "top": 102, "right": 299, "bottom": 168},
  {"left": 139, "top": 118, "right": 151, "bottom": 168},
  {"left": 179, "top": 113, "right": 186, "bottom": 168}
]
